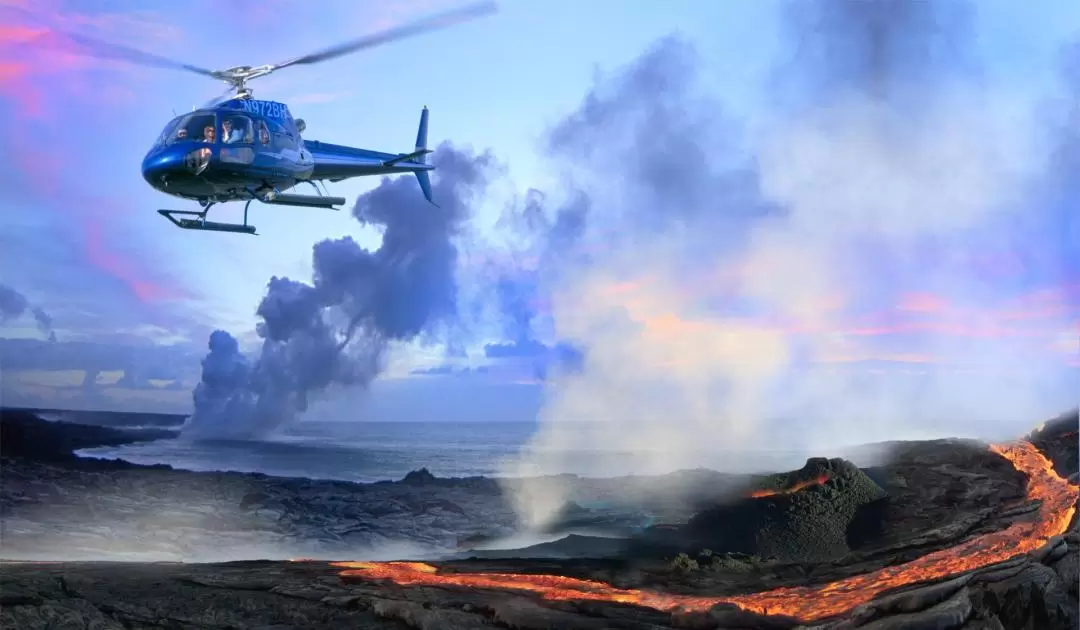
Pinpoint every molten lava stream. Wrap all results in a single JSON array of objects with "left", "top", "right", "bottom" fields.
[
  {"left": 334, "top": 441, "right": 1078, "bottom": 622},
  {"left": 748, "top": 472, "right": 831, "bottom": 498}
]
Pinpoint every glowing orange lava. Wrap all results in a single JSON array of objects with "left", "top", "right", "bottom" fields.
[
  {"left": 334, "top": 441, "right": 1078, "bottom": 622},
  {"left": 748, "top": 473, "right": 831, "bottom": 498}
]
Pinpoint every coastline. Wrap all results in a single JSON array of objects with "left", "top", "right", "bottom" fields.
[
  {"left": 0, "top": 409, "right": 742, "bottom": 562},
  {"left": 1, "top": 408, "right": 1076, "bottom": 629}
]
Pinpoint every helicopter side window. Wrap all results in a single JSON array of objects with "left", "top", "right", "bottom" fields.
[
  {"left": 166, "top": 113, "right": 218, "bottom": 145},
  {"left": 221, "top": 116, "right": 254, "bottom": 144},
  {"left": 266, "top": 119, "right": 298, "bottom": 153}
]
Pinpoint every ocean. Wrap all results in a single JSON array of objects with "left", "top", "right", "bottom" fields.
[
  {"left": 38, "top": 409, "right": 939, "bottom": 482},
  {"left": 50, "top": 409, "right": 848, "bottom": 482},
  {"left": 75, "top": 419, "right": 541, "bottom": 483}
]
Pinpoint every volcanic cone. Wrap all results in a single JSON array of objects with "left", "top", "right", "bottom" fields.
[{"left": 679, "top": 457, "right": 889, "bottom": 563}]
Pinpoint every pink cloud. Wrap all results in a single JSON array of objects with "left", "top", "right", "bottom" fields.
[{"left": 0, "top": 2, "right": 191, "bottom": 305}]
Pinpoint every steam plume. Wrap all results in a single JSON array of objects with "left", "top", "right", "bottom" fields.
[
  {"left": 498, "top": 2, "right": 1078, "bottom": 530},
  {"left": 0, "top": 282, "right": 56, "bottom": 341},
  {"left": 186, "top": 145, "right": 494, "bottom": 438}
]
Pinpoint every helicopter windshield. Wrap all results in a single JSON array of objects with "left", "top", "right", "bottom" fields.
[
  {"left": 154, "top": 118, "right": 182, "bottom": 147},
  {"left": 164, "top": 112, "right": 219, "bottom": 145}
]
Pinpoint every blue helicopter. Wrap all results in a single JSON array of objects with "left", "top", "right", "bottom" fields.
[{"left": 51, "top": 2, "right": 496, "bottom": 235}]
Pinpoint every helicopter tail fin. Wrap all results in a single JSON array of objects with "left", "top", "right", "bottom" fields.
[
  {"left": 415, "top": 106, "right": 429, "bottom": 163},
  {"left": 415, "top": 170, "right": 435, "bottom": 206},
  {"left": 413, "top": 106, "right": 436, "bottom": 205}
]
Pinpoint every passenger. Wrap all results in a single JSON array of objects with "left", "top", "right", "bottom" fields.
[
  {"left": 176, "top": 128, "right": 188, "bottom": 140},
  {"left": 258, "top": 122, "right": 270, "bottom": 145},
  {"left": 222, "top": 119, "right": 237, "bottom": 143},
  {"left": 202, "top": 125, "right": 215, "bottom": 142}
]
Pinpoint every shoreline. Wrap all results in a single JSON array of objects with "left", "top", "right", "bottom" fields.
[
  {"left": 0, "top": 410, "right": 1076, "bottom": 629},
  {"left": 2, "top": 407, "right": 1075, "bottom": 561},
  {"left": 2, "top": 406, "right": 755, "bottom": 488},
  {"left": 0, "top": 410, "right": 741, "bottom": 562}
]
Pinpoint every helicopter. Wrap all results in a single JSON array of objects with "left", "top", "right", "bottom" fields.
[{"left": 36, "top": 2, "right": 497, "bottom": 235}]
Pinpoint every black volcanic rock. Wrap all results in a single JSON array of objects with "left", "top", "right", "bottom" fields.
[
  {"left": 1027, "top": 408, "right": 1080, "bottom": 480},
  {"left": 633, "top": 457, "right": 888, "bottom": 563},
  {"left": 0, "top": 409, "right": 176, "bottom": 461},
  {"left": 0, "top": 411, "right": 1076, "bottom": 629},
  {"left": 400, "top": 468, "right": 438, "bottom": 486}
]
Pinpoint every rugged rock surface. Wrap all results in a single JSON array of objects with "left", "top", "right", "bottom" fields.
[
  {"left": 1, "top": 527, "right": 1076, "bottom": 629},
  {"left": 0, "top": 413, "right": 721, "bottom": 561},
  {"left": 632, "top": 457, "right": 889, "bottom": 563},
  {"left": 0, "top": 408, "right": 1076, "bottom": 629}
]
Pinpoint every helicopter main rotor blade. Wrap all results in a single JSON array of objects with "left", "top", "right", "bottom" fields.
[
  {"left": 3, "top": 5, "right": 219, "bottom": 79},
  {"left": 60, "top": 31, "right": 220, "bottom": 79},
  {"left": 269, "top": 1, "right": 497, "bottom": 72},
  {"left": 201, "top": 85, "right": 239, "bottom": 109}
]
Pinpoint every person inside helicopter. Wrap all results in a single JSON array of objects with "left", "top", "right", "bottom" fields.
[
  {"left": 221, "top": 116, "right": 254, "bottom": 144},
  {"left": 202, "top": 125, "right": 215, "bottom": 142}
]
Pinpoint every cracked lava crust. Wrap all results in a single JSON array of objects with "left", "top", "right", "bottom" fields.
[{"left": 330, "top": 440, "right": 1079, "bottom": 623}]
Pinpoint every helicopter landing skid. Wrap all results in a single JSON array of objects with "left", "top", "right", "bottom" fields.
[{"left": 157, "top": 209, "right": 257, "bottom": 235}]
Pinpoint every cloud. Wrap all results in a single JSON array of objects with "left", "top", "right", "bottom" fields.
[
  {"left": 491, "top": 3, "right": 1079, "bottom": 530},
  {"left": 0, "top": 2, "right": 212, "bottom": 412},
  {"left": 0, "top": 282, "right": 55, "bottom": 341},
  {"left": 0, "top": 336, "right": 201, "bottom": 412},
  {"left": 0, "top": 2, "right": 193, "bottom": 308},
  {"left": 186, "top": 144, "right": 496, "bottom": 438}
]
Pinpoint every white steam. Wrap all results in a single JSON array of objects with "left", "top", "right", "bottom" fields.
[{"left": 500, "top": 67, "right": 1075, "bottom": 530}]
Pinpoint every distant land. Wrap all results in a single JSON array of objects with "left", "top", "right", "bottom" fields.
[{"left": 0, "top": 406, "right": 188, "bottom": 429}]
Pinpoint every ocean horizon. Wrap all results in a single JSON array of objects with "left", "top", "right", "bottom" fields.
[{"left": 23, "top": 407, "right": 1026, "bottom": 483}]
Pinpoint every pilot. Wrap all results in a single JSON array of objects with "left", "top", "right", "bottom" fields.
[{"left": 202, "top": 125, "right": 215, "bottom": 142}]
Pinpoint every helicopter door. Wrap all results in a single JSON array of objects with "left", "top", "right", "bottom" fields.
[
  {"left": 221, "top": 115, "right": 254, "bottom": 144},
  {"left": 266, "top": 119, "right": 298, "bottom": 155},
  {"left": 257, "top": 121, "right": 270, "bottom": 146},
  {"left": 219, "top": 115, "right": 256, "bottom": 165}
]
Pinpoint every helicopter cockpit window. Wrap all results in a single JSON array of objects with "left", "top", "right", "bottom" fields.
[
  {"left": 166, "top": 113, "right": 218, "bottom": 145},
  {"left": 154, "top": 118, "right": 182, "bottom": 147},
  {"left": 221, "top": 116, "right": 254, "bottom": 144}
]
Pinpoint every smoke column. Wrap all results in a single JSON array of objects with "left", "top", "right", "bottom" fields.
[
  {"left": 0, "top": 282, "right": 56, "bottom": 341},
  {"left": 185, "top": 145, "right": 495, "bottom": 439},
  {"left": 497, "top": 2, "right": 1079, "bottom": 530}
]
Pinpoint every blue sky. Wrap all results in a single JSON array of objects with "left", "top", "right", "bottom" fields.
[{"left": 0, "top": 0, "right": 1076, "bottom": 438}]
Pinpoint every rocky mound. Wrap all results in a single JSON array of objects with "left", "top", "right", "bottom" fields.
[
  {"left": 1028, "top": 408, "right": 1080, "bottom": 480},
  {"left": 631, "top": 457, "right": 889, "bottom": 563}
]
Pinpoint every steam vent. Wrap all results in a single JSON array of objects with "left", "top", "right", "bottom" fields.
[
  {"left": 330, "top": 414, "right": 1080, "bottom": 628},
  {"left": 1, "top": 410, "right": 1077, "bottom": 629}
]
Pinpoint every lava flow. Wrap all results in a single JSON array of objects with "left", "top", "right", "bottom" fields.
[
  {"left": 334, "top": 441, "right": 1078, "bottom": 622},
  {"left": 748, "top": 472, "right": 831, "bottom": 498}
]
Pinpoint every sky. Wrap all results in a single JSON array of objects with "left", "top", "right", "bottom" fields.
[{"left": 0, "top": 0, "right": 1077, "bottom": 445}]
